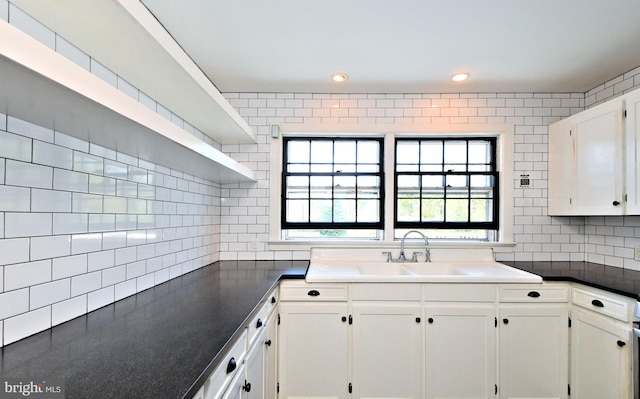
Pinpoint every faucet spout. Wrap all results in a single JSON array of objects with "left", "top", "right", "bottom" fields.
[{"left": 400, "top": 230, "right": 430, "bottom": 262}]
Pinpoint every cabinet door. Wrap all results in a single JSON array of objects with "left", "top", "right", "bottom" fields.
[
  {"left": 244, "top": 328, "right": 266, "bottom": 399},
  {"left": 548, "top": 117, "right": 574, "bottom": 215},
  {"left": 278, "top": 302, "right": 349, "bottom": 399},
  {"left": 264, "top": 312, "right": 277, "bottom": 399},
  {"left": 425, "top": 305, "right": 496, "bottom": 399},
  {"left": 571, "top": 99, "right": 625, "bottom": 215},
  {"left": 571, "top": 309, "right": 632, "bottom": 399},
  {"left": 499, "top": 306, "right": 569, "bottom": 399},
  {"left": 351, "top": 302, "right": 422, "bottom": 399},
  {"left": 625, "top": 90, "right": 640, "bottom": 214}
]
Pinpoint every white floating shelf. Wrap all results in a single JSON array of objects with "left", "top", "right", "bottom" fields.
[{"left": 0, "top": 21, "right": 256, "bottom": 184}]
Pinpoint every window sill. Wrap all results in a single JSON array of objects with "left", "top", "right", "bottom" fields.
[{"left": 267, "top": 240, "right": 516, "bottom": 252}]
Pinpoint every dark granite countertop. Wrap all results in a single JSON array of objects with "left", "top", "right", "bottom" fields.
[
  {"left": 0, "top": 260, "right": 307, "bottom": 399},
  {"left": 503, "top": 261, "right": 640, "bottom": 300}
]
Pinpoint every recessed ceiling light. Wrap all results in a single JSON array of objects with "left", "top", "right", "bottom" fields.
[
  {"left": 452, "top": 73, "right": 470, "bottom": 82},
  {"left": 332, "top": 73, "right": 348, "bottom": 83}
]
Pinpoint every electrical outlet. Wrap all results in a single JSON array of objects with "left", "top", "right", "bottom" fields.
[
  {"left": 635, "top": 245, "right": 640, "bottom": 261},
  {"left": 250, "top": 238, "right": 259, "bottom": 252}
]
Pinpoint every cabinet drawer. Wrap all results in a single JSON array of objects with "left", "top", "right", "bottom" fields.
[
  {"left": 265, "top": 287, "right": 279, "bottom": 315},
  {"left": 247, "top": 301, "right": 269, "bottom": 348},
  {"left": 499, "top": 285, "right": 569, "bottom": 303},
  {"left": 351, "top": 283, "right": 421, "bottom": 301},
  {"left": 572, "top": 287, "right": 630, "bottom": 322},
  {"left": 203, "top": 330, "right": 247, "bottom": 399},
  {"left": 279, "top": 281, "right": 348, "bottom": 301},
  {"left": 424, "top": 284, "right": 496, "bottom": 302}
]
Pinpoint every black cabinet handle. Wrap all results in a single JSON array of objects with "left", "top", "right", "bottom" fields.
[
  {"left": 243, "top": 381, "right": 252, "bottom": 392},
  {"left": 428, "top": 317, "right": 434, "bottom": 324},
  {"left": 613, "top": 201, "right": 621, "bottom": 206},
  {"left": 256, "top": 318, "right": 263, "bottom": 328},
  {"left": 265, "top": 339, "right": 272, "bottom": 347},
  {"left": 226, "top": 357, "right": 237, "bottom": 374},
  {"left": 307, "top": 290, "right": 320, "bottom": 297},
  {"left": 271, "top": 296, "right": 276, "bottom": 304},
  {"left": 341, "top": 316, "right": 347, "bottom": 322},
  {"left": 591, "top": 299, "right": 605, "bottom": 308},
  {"left": 415, "top": 317, "right": 421, "bottom": 323},
  {"left": 617, "top": 340, "right": 626, "bottom": 347},
  {"left": 527, "top": 291, "right": 541, "bottom": 298},
  {"left": 503, "top": 318, "right": 509, "bottom": 324}
]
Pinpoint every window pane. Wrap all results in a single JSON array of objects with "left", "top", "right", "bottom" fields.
[
  {"left": 358, "top": 141, "right": 380, "bottom": 164},
  {"left": 358, "top": 176, "right": 381, "bottom": 198},
  {"left": 444, "top": 141, "right": 467, "bottom": 164},
  {"left": 446, "top": 175, "right": 467, "bottom": 188},
  {"left": 334, "top": 199, "right": 356, "bottom": 222},
  {"left": 311, "top": 141, "right": 333, "bottom": 163},
  {"left": 396, "top": 141, "right": 419, "bottom": 165},
  {"left": 421, "top": 198, "right": 444, "bottom": 222},
  {"left": 397, "top": 175, "right": 420, "bottom": 196},
  {"left": 471, "top": 199, "right": 493, "bottom": 222},
  {"left": 397, "top": 198, "right": 420, "bottom": 221},
  {"left": 334, "top": 176, "right": 356, "bottom": 198},
  {"left": 288, "top": 140, "right": 309, "bottom": 163},
  {"left": 334, "top": 141, "right": 356, "bottom": 164},
  {"left": 310, "top": 200, "right": 332, "bottom": 222},
  {"left": 286, "top": 200, "right": 308, "bottom": 222},
  {"left": 334, "top": 164, "right": 356, "bottom": 173},
  {"left": 288, "top": 164, "right": 310, "bottom": 173},
  {"left": 445, "top": 199, "right": 469, "bottom": 222},
  {"left": 468, "top": 141, "right": 491, "bottom": 164},
  {"left": 420, "top": 141, "right": 443, "bottom": 165},
  {"left": 310, "top": 176, "right": 332, "bottom": 198},
  {"left": 422, "top": 175, "right": 444, "bottom": 189},
  {"left": 357, "top": 200, "right": 380, "bottom": 222}
]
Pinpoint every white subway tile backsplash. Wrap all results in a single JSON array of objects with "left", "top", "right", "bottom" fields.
[
  {"left": 87, "top": 287, "right": 114, "bottom": 312},
  {"left": 4, "top": 259, "right": 52, "bottom": 291},
  {"left": 33, "top": 138, "right": 73, "bottom": 169},
  {"left": 31, "top": 189, "right": 71, "bottom": 212},
  {"left": 88, "top": 213, "right": 115, "bottom": 232},
  {"left": 53, "top": 254, "right": 88, "bottom": 280},
  {"left": 0, "top": 289, "right": 29, "bottom": 319},
  {"left": 71, "top": 271, "right": 101, "bottom": 296},
  {"left": 5, "top": 212, "right": 52, "bottom": 238},
  {"left": 71, "top": 233, "right": 103, "bottom": 255},
  {"left": 52, "top": 295, "right": 87, "bottom": 326},
  {"left": 4, "top": 306, "right": 51, "bottom": 345},
  {"left": 88, "top": 175, "right": 117, "bottom": 196},
  {"left": 30, "top": 279, "right": 71, "bottom": 309},
  {"left": 72, "top": 193, "right": 103, "bottom": 213},
  {"left": 0, "top": 131, "right": 32, "bottom": 162},
  {"left": 6, "top": 160, "right": 53, "bottom": 189},
  {"left": 0, "top": 185, "right": 30, "bottom": 212},
  {"left": 103, "top": 159, "right": 128, "bottom": 179},
  {"left": 114, "top": 279, "right": 136, "bottom": 301},
  {"left": 54, "top": 169, "right": 89, "bottom": 192},
  {"left": 73, "top": 152, "right": 104, "bottom": 175},
  {"left": 7, "top": 115, "right": 54, "bottom": 142},
  {"left": 31, "top": 235, "right": 71, "bottom": 260},
  {"left": 102, "top": 231, "right": 127, "bottom": 250},
  {"left": 102, "top": 265, "right": 126, "bottom": 287},
  {"left": 53, "top": 213, "right": 88, "bottom": 234},
  {"left": 88, "top": 250, "right": 115, "bottom": 272}
]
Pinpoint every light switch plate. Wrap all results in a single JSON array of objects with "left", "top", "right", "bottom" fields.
[{"left": 635, "top": 245, "right": 640, "bottom": 261}]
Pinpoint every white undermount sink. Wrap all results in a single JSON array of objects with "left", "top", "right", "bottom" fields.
[{"left": 306, "top": 247, "right": 542, "bottom": 283}]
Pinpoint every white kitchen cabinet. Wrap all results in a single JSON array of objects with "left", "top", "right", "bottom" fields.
[
  {"left": 570, "top": 309, "right": 632, "bottom": 399},
  {"left": 221, "top": 364, "right": 247, "bottom": 399},
  {"left": 498, "top": 284, "right": 569, "bottom": 399},
  {"left": 424, "top": 305, "right": 496, "bottom": 399},
  {"left": 351, "top": 302, "right": 423, "bottom": 399},
  {"left": 278, "top": 300, "right": 349, "bottom": 399},
  {"left": 263, "top": 311, "right": 278, "bottom": 399},
  {"left": 548, "top": 98, "right": 625, "bottom": 215},
  {"left": 498, "top": 306, "right": 569, "bottom": 399},
  {"left": 625, "top": 89, "right": 640, "bottom": 213}
]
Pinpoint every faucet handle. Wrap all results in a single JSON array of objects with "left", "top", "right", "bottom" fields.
[
  {"left": 382, "top": 251, "right": 393, "bottom": 262},
  {"left": 411, "top": 251, "right": 423, "bottom": 262}
]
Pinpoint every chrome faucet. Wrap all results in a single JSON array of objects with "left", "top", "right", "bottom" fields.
[
  {"left": 400, "top": 230, "right": 430, "bottom": 262},
  {"left": 382, "top": 230, "right": 431, "bottom": 262}
]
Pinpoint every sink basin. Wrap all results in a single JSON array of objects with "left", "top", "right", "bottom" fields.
[{"left": 305, "top": 248, "right": 542, "bottom": 283}]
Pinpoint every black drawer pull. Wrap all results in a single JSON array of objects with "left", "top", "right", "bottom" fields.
[
  {"left": 428, "top": 317, "right": 434, "bottom": 324},
  {"left": 243, "top": 381, "right": 252, "bottom": 392},
  {"left": 265, "top": 339, "right": 272, "bottom": 347},
  {"left": 527, "top": 291, "right": 541, "bottom": 298},
  {"left": 256, "top": 318, "right": 263, "bottom": 328},
  {"left": 307, "top": 290, "right": 320, "bottom": 297},
  {"left": 617, "top": 340, "right": 626, "bottom": 347},
  {"left": 271, "top": 296, "right": 276, "bottom": 304},
  {"left": 591, "top": 299, "right": 605, "bottom": 308},
  {"left": 226, "top": 357, "right": 237, "bottom": 374}
]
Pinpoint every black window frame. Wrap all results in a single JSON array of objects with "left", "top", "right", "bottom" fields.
[
  {"left": 281, "top": 137, "right": 385, "bottom": 230},
  {"left": 394, "top": 137, "right": 499, "bottom": 230}
]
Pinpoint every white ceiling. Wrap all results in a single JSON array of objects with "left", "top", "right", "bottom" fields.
[{"left": 140, "top": 0, "right": 640, "bottom": 94}]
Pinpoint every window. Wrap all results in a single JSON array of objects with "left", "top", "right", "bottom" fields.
[
  {"left": 281, "top": 137, "right": 384, "bottom": 239},
  {"left": 395, "top": 138, "right": 498, "bottom": 240}
]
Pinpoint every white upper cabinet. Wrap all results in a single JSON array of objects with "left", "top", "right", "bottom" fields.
[{"left": 548, "top": 88, "right": 639, "bottom": 216}]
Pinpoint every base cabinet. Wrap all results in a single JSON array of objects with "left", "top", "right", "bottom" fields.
[
  {"left": 278, "top": 301, "right": 349, "bottom": 399},
  {"left": 570, "top": 308, "right": 632, "bottom": 399},
  {"left": 425, "top": 305, "right": 496, "bottom": 399},
  {"left": 498, "top": 306, "right": 569, "bottom": 399},
  {"left": 351, "top": 303, "right": 422, "bottom": 399}
]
